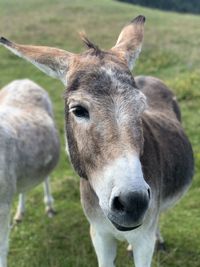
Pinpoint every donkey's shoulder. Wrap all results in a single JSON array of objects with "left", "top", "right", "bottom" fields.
[{"left": 135, "top": 76, "right": 181, "bottom": 121}]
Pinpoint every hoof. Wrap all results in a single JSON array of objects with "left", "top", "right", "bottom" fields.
[
  {"left": 13, "top": 212, "right": 24, "bottom": 224},
  {"left": 14, "top": 218, "right": 23, "bottom": 224},
  {"left": 127, "top": 250, "right": 133, "bottom": 258},
  {"left": 155, "top": 241, "right": 167, "bottom": 252},
  {"left": 127, "top": 244, "right": 133, "bottom": 258},
  {"left": 46, "top": 208, "right": 57, "bottom": 218}
]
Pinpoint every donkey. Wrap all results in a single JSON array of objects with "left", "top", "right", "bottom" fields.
[
  {"left": 0, "top": 79, "right": 60, "bottom": 267},
  {"left": 0, "top": 15, "right": 194, "bottom": 267}
]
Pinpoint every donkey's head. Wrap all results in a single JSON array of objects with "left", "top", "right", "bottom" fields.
[{"left": 0, "top": 15, "right": 151, "bottom": 231}]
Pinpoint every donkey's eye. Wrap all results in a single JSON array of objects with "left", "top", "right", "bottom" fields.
[{"left": 70, "top": 105, "right": 89, "bottom": 119}]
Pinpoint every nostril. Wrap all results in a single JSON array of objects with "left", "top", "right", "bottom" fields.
[
  {"left": 147, "top": 188, "right": 151, "bottom": 199},
  {"left": 112, "top": 196, "right": 125, "bottom": 212}
]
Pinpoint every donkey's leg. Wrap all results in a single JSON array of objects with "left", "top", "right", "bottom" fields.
[
  {"left": 155, "top": 225, "right": 166, "bottom": 251},
  {"left": 14, "top": 193, "right": 26, "bottom": 223},
  {"left": 0, "top": 203, "right": 12, "bottom": 267},
  {"left": 43, "top": 177, "right": 55, "bottom": 217},
  {"left": 90, "top": 225, "right": 117, "bottom": 267},
  {"left": 132, "top": 229, "right": 156, "bottom": 267},
  {"left": 127, "top": 226, "right": 165, "bottom": 256}
]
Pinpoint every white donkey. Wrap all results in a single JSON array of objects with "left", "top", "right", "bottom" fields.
[
  {"left": 0, "top": 79, "right": 60, "bottom": 267},
  {"left": 0, "top": 15, "right": 194, "bottom": 267}
]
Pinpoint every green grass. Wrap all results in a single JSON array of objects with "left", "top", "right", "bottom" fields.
[{"left": 0, "top": 0, "right": 200, "bottom": 266}]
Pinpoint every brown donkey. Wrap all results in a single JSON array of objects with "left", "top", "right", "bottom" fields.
[{"left": 0, "top": 15, "right": 194, "bottom": 267}]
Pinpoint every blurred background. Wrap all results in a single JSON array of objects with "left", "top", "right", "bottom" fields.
[
  {"left": 118, "top": 0, "right": 200, "bottom": 14},
  {"left": 0, "top": 0, "right": 200, "bottom": 266}
]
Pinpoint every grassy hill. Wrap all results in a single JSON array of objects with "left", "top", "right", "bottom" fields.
[{"left": 0, "top": 0, "right": 200, "bottom": 266}]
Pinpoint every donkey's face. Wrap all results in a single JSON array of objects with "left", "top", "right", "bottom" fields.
[
  {"left": 66, "top": 57, "right": 150, "bottom": 230},
  {"left": 0, "top": 15, "right": 151, "bottom": 231}
]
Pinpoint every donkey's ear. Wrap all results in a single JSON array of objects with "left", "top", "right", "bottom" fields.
[
  {"left": 111, "top": 15, "right": 145, "bottom": 70},
  {"left": 0, "top": 37, "right": 73, "bottom": 85}
]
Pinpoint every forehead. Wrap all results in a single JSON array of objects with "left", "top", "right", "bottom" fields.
[{"left": 66, "top": 52, "right": 137, "bottom": 100}]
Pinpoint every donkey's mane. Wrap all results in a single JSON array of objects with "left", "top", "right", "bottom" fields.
[{"left": 80, "top": 32, "right": 102, "bottom": 56}]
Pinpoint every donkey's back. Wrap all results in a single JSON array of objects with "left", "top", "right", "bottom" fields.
[
  {"left": 135, "top": 76, "right": 181, "bottom": 121},
  {"left": 0, "top": 79, "right": 53, "bottom": 116},
  {"left": 135, "top": 76, "right": 194, "bottom": 211},
  {"left": 0, "top": 79, "right": 60, "bottom": 192}
]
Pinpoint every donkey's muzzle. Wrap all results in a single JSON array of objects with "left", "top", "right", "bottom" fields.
[{"left": 109, "top": 189, "right": 150, "bottom": 231}]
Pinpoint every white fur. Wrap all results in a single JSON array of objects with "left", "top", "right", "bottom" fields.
[
  {"left": 126, "top": 46, "right": 142, "bottom": 70},
  {"left": 43, "top": 177, "right": 55, "bottom": 214},
  {"left": 82, "top": 153, "right": 156, "bottom": 267},
  {"left": 90, "top": 225, "right": 117, "bottom": 267},
  {"left": 88, "top": 207, "right": 158, "bottom": 267},
  {"left": 90, "top": 154, "right": 149, "bottom": 218},
  {"left": 14, "top": 194, "right": 25, "bottom": 222}
]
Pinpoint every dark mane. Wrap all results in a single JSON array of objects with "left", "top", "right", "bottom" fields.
[{"left": 80, "top": 32, "right": 102, "bottom": 56}]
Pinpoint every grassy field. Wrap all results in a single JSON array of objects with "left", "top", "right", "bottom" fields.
[{"left": 0, "top": 0, "right": 200, "bottom": 266}]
